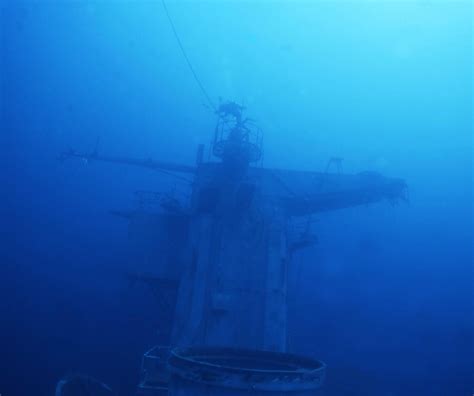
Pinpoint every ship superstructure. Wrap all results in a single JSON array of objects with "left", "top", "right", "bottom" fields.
[{"left": 62, "top": 102, "right": 407, "bottom": 395}]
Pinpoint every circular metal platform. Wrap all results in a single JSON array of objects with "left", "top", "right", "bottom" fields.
[{"left": 168, "top": 346, "right": 326, "bottom": 394}]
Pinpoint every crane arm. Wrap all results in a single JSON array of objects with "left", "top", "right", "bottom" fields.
[{"left": 59, "top": 149, "right": 196, "bottom": 174}]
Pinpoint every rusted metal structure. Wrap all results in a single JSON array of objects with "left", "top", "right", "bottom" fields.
[{"left": 62, "top": 102, "right": 407, "bottom": 395}]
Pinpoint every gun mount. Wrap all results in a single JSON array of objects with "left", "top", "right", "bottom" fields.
[{"left": 62, "top": 102, "right": 407, "bottom": 395}]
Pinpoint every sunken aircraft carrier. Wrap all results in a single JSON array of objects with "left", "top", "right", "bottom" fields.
[{"left": 61, "top": 101, "right": 407, "bottom": 396}]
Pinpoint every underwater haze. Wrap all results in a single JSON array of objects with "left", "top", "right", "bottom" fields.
[{"left": 1, "top": 1, "right": 472, "bottom": 396}]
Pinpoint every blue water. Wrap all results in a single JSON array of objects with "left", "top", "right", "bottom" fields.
[{"left": 2, "top": 1, "right": 472, "bottom": 395}]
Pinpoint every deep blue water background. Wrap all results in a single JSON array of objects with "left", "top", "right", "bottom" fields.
[{"left": 1, "top": 1, "right": 472, "bottom": 395}]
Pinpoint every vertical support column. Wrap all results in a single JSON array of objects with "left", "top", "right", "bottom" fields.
[
  {"left": 263, "top": 213, "right": 288, "bottom": 352},
  {"left": 171, "top": 216, "right": 214, "bottom": 347}
]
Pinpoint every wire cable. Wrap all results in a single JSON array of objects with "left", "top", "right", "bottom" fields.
[{"left": 161, "top": 0, "right": 216, "bottom": 112}]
